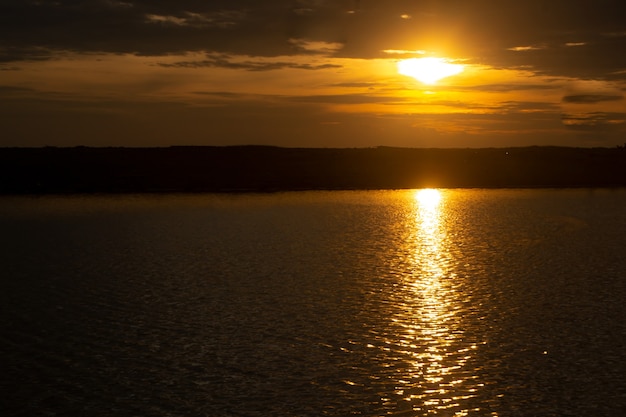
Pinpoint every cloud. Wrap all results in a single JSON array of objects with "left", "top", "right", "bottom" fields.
[
  {"left": 289, "top": 93, "right": 403, "bottom": 105},
  {"left": 145, "top": 14, "right": 188, "bottom": 26},
  {"left": 0, "top": 85, "right": 35, "bottom": 94},
  {"left": 193, "top": 91, "right": 247, "bottom": 99},
  {"left": 144, "top": 10, "right": 245, "bottom": 28},
  {"left": 329, "top": 82, "right": 382, "bottom": 88},
  {"left": 158, "top": 54, "right": 342, "bottom": 71},
  {"left": 559, "top": 80, "right": 626, "bottom": 132},
  {"left": 102, "top": 1, "right": 134, "bottom": 9},
  {"left": 453, "top": 83, "right": 560, "bottom": 93},
  {"left": 0, "top": 1, "right": 625, "bottom": 81},
  {"left": 0, "top": 46, "right": 55, "bottom": 63},
  {"left": 190, "top": 91, "right": 404, "bottom": 107},
  {"left": 562, "top": 80, "right": 624, "bottom": 103},
  {"left": 561, "top": 112, "right": 626, "bottom": 131},
  {"left": 562, "top": 94, "right": 624, "bottom": 104},
  {"left": 288, "top": 38, "right": 344, "bottom": 55},
  {"left": 497, "top": 101, "right": 560, "bottom": 112},
  {"left": 507, "top": 46, "right": 546, "bottom": 52}
]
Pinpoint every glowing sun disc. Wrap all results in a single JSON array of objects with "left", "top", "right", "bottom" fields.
[{"left": 398, "top": 57, "right": 464, "bottom": 84}]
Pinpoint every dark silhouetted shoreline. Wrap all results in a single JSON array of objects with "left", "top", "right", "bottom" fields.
[{"left": 1, "top": 146, "right": 625, "bottom": 194}]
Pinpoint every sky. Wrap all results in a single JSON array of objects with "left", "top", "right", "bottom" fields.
[{"left": 1, "top": 0, "right": 626, "bottom": 148}]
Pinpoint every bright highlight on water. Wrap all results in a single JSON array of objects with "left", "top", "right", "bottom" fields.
[
  {"left": 2, "top": 189, "right": 626, "bottom": 416},
  {"left": 416, "top": 188, "right": 442, "bottom": 207}
]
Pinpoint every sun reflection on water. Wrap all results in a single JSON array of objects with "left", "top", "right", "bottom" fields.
[{"left": 390, "top": 189, "right": 480, "bottom": 415}]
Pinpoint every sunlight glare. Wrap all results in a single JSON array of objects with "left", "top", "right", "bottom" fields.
[
  {"left": 398, "top": 58, "right": 464, "bottom": 84},
  {"left": 416, "top": 188, "right": 442, "bottom": 208}
]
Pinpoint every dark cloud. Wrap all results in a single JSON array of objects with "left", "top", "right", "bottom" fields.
[
  {"left": 561, "top": 111, "right": 626, "bottom": 131},
  {"left": 158, "top": 54, "right": 341, "bottom": 71},
  {"left": 453, "top": 83, "right": 560, "bottom": 93},
  {"left": 562, "top": 94, "right": 624, "bottom": 104},
  {"left": 497, "top": 101, "right": 560, "bottom": 113},
  {"left": 1, "top": 85, "right": 619, "bottom": 148},
  {"left": 193, "top": 91, "right": 247, "bottom": 99},
  {"left": 329, "top": 82, "right": 382, "bottom": 88},
  {"left": 1, "top": 0, "right": 625, "bottom": 80},
  {"left": 0, "top": 1, "right": 280, "bottom": 57},
  {"left": 188, "top": 92, "right": 562, "bottom": 117},
  {"left": 0, "top": 85, "right": 34, "bottom": 93},
  {"left": 486, "top": 38, "right": 626, "bottom": 80},
  {"left": 336, "top": 1, "right": 626, "bottom": 80},
  {"left": 0, "top": 46, "right": 55, "bottom": 63},
  {"left": 561, "top": 80, "right": 625, "bottom": 106},
  {"left": 289, "top": 93, "right": 403, "bottom": 105}
]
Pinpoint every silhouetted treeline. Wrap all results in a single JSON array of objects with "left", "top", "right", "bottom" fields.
[{"left": 1, "top": 146, "right": 625, "bottom": 194}]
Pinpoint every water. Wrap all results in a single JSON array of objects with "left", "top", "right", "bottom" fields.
[{"left": 1, "top": 189, "right": 626, "bottom": 416}]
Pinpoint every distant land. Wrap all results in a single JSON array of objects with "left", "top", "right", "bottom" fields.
[{"left": 1, "top": 146, "right": 625, "bottom": 194}]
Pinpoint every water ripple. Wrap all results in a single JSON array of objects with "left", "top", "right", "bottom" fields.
[{"left": 2, "top": 190, "right": 626, "bottom": 416}]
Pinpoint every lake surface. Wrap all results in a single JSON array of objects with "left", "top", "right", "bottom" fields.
[{"left": 2, "top": 189, "right": 626, "bottom": 416}]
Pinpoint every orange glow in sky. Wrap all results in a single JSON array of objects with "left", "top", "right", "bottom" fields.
[{"left": 0, "top": 1, "right": 625, "bottom": 148}]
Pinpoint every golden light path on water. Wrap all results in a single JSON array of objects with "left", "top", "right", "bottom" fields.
[{"left": 390, "top": 189, "right": 482, "bottom": 416}]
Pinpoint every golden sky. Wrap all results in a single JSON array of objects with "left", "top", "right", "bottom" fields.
[{"left": 1, "top": 0, "right": 625, "bottom": 147}]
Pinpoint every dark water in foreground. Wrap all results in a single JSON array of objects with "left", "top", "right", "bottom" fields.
[{"left": 1, "top": 189, "right": 626, "bottom": 416}]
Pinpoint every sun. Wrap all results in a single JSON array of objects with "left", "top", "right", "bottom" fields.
[{"left": 397, "top": 57, "right": 464, "bottom": 84}]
